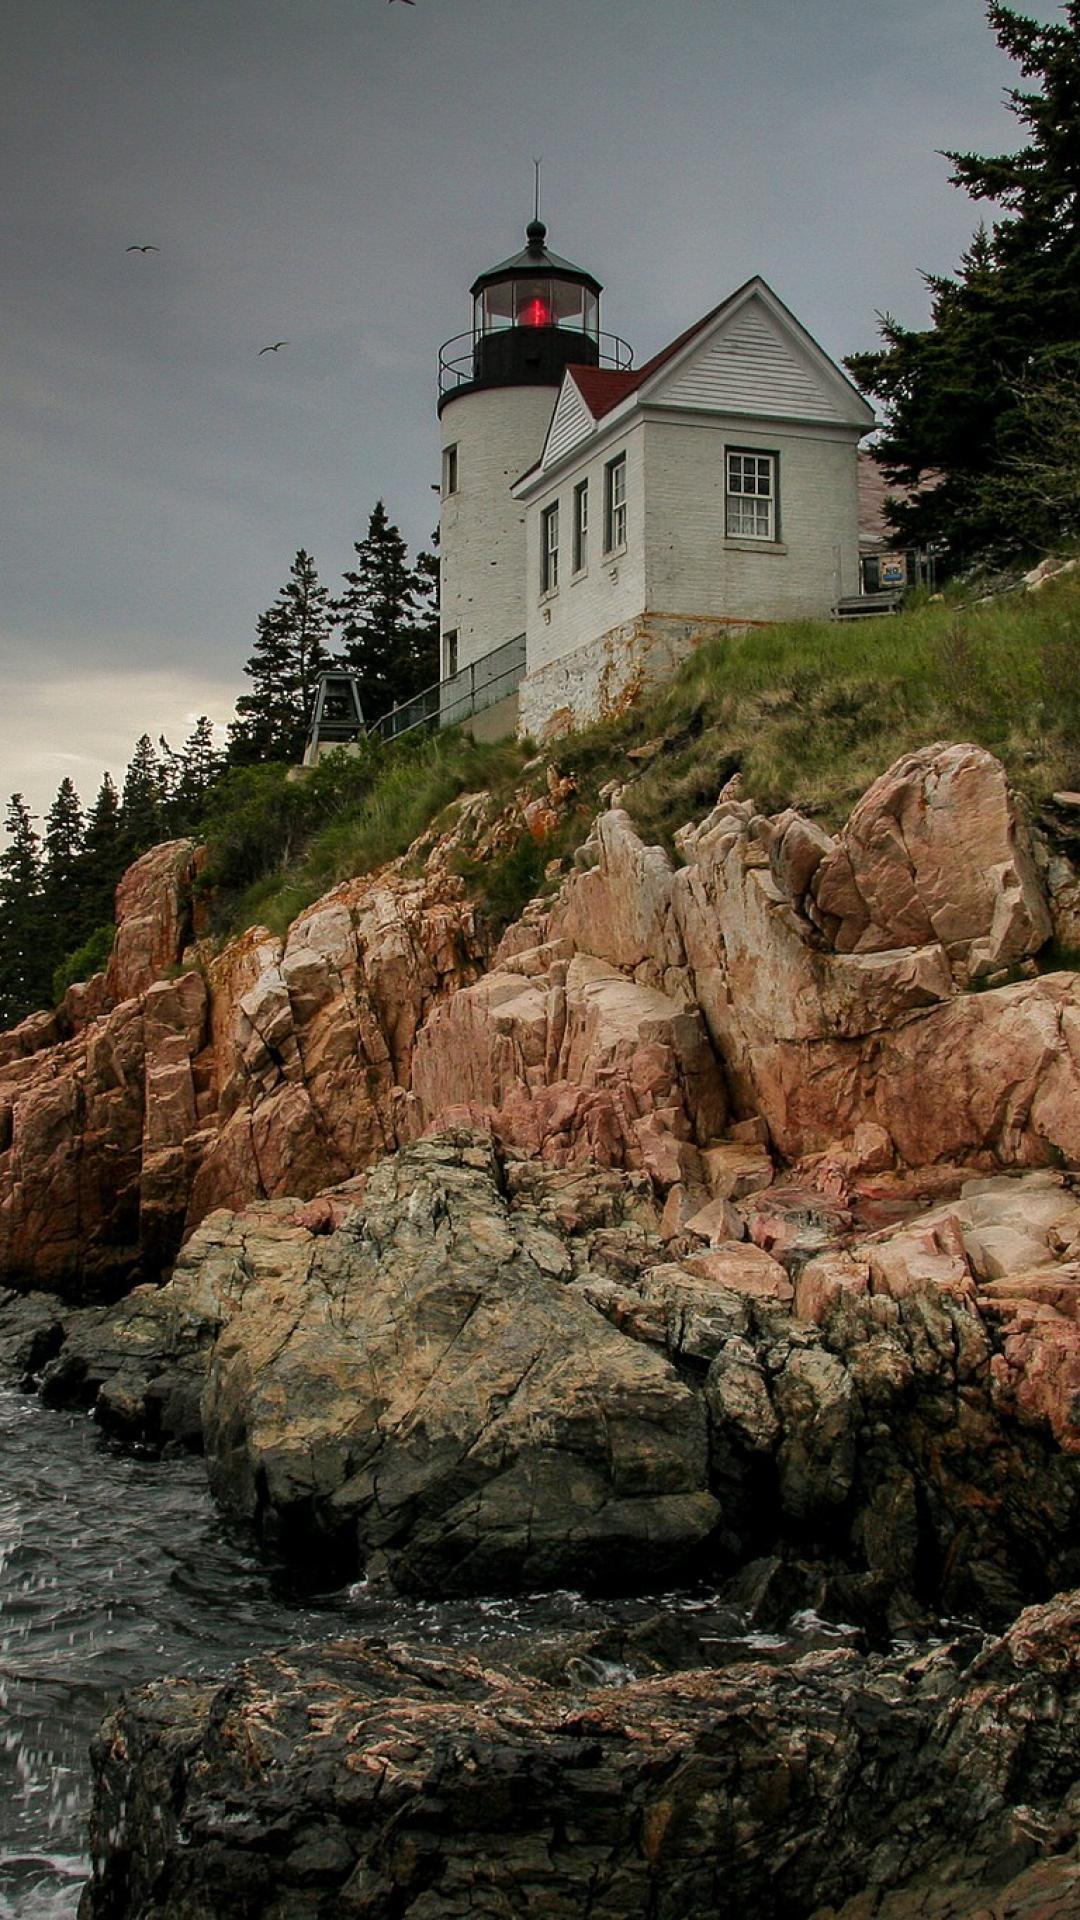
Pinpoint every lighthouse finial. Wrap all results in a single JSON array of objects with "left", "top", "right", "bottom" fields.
[{"left": 526, "top": 158, "right": 546, "bottom": 250}]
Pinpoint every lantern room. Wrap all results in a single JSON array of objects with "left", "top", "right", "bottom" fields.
[{"left": 439, "top": 218, "right": 630, "bottom": 406}]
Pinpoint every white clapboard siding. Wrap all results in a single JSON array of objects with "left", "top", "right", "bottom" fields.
[
  {"left": 542, "top": 377, "right": 595, "bottom": 468},
  {"left": 656, "top": 304, "right": 847, "bottom": 423}
]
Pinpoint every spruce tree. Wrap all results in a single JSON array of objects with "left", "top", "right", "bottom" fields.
[
  {"left": 82, "top": 773, "right": 122, "bottom": 926},
  {"left": 175, "top": 716, "right": 225, "bottom": 827},
  {"left": 410, "top": 531, "right": 441, "bottom": 697},
  {"left": 119, "top": 734, "right": 165, "bottom": 862},
  {"left": 42, "top": 777, "right": 85, "bottom": 958},
  {"left": 335, "top": 502, "right": 421, "bottom": 718},
  {"left": 230, "top": 550, "right": 334, "bottom": 763},
  {"left": 848, "top": 2, "right": 1080, "bottom": 563},
  {"left": 0, "top": 795, "right": 46, "bottom": 1024}
]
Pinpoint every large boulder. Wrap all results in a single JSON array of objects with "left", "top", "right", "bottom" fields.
[
  {"left": 80, "top": 1591, "right": 1080, "bottom": 1920},
  {"left": 19, "top": 1138, "right": 1080, "bottom": 1622},
  {"left": 182, "top": 1133, "right": 718, "bottom": 1591},
  {"left": 809, "top": 742, "right": 1052, "bottom": 981}
]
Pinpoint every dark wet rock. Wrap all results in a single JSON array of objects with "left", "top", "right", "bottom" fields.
[
  {"left": 19, "top": 1135, "right": 1080, "bottom": 1621},
  {"left": 80, "top": 1590, "right": 1080, "bottom": 1920}
]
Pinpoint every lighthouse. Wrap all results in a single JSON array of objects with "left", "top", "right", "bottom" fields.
[{"left": 437, "top": 216, "right": 631, "bottom": 724}]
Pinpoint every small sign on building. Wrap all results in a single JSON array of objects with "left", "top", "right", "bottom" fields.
[{"left": 879, "top": 555, "right": 908, "bottom": 589}]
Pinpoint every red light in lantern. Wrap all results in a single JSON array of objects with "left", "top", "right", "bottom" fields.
[{"left": 519, "top": 296, "right": 552, "bottom": 328}]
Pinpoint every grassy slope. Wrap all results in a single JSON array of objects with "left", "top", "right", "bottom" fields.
[{"left": 202, "top": 573, "right": 1080, "bottom": 943}]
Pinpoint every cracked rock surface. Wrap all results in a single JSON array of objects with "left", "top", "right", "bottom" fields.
[{"left": 79, "top": 1589, "right": 1080, "bottom": 1920}]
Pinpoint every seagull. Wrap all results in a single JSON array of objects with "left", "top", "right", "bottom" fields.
[
  {"left": 258, "top": 341, "right": 289, "bottom": 355},
  {"left": 126, "top": 244, "right": 159, "bottom": 252},
  {"left": 389, "top": 2, "right": 415, "bottom": 7}
]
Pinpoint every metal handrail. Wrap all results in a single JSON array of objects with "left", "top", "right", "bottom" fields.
[
  {"left": 369, "top": 633, "right": 526, "bottom": 742},
  {"left": 438, "top": 328, "right": 634, "bottom": 398}
]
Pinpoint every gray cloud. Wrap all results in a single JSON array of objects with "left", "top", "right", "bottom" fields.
[{"left": 1, "top": 0, "right": 1050, "bottom": 823}]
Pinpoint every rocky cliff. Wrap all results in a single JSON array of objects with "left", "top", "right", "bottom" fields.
[
  {"left": 2, "top": 741, "right": 1078, "bottom": 1302},
  {"left": 4, "top": 736, "right": 1080, "bottom": 1916}
]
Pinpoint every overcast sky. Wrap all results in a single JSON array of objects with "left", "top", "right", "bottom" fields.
[{"left": 1, "top": 0, "right": 1055, "bottom": 827}]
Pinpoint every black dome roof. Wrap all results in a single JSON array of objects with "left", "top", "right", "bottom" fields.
[{"left": 469, "top": 219, "right": 602, "bottom": 298}]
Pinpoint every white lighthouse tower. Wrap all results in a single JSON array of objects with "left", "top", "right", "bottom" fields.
[{"left": 437, "top": 216, "right": 629, "bottom": 729}]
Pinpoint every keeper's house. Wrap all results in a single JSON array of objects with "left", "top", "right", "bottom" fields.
[{"left": 435, "top": 219, "right": 874, "bottom": 743}]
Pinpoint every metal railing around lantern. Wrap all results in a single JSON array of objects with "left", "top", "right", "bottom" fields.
[{"left": 438, "top": 328, "right": 634, "bottom": 399}]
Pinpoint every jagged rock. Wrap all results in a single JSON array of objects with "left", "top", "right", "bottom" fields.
[
  {"left": 0, "top": 848, "right": 485, "bottom": 1296},
  {"left": 810, "top": 744, "right": 1051, "bottom": 982},
  {"left": 105, "top": 839, "right": 198, "bottom": 1003},
  {"left": 411, "top": 950, "right": 727, "bottom": 1180},
  {"left": 23, "top": 1138, "right": 1080, "bottom": 1621},
  {"left": 544, "top": 758, "right": 1079, "bottom": 1168},
  {"left": 175, "top": 1134, "right": 718, "bottom": 1591},
  {"left": 79, "top": 1591, "right": 1080, "bottom": 1920}
]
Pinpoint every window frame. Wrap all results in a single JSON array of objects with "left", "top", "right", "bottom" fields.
[
  {"left": 725, "top": 447, "right": 778, "bottom": 542},
  {"left": 541, "top": 501, "right": 560, "bottom": 595},
  {"left": 443, "top": 628, "right": 459, "bottom": 679},
  {"left": 572, "top": 479, "right": 589, "bottom": 575},
  {"left": 442, "top": 443, "right": 459, "bottom": 498},
  {"left": 604, "top": 453, "right": 627, "bottom": 555}
]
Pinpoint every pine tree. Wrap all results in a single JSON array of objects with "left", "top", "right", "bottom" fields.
[
  {"left": 230, "top": 550, "right": 334, "bottom": 763},
  {"left": 334, "top": 503, "right": 421, "bottom": 718},
  {"left": 42, "top": 777, "right": 85, "bottom": 957},
  {"left": 119, "top": 734, "right": 165, "bottom": 862},
  {"left": 174, "top": 716, "right": 225, "bottom": 827},
  {"left": 847, "top": 3, "right": 1080, "bottom": 563},
  {"left": 0, "top": 794, "right": 47, "bottom": 1024},
  {"left": 410, "top": 530, "right": 441, "bottom": 697},
  {"left": 82, "top": 773, "right": 122, "bottom": 926}
]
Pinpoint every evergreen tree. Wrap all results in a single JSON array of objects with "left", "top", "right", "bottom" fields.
[
  {"left": 230, "top": 550, "right": 334, "bottom": 763},
  {"left": 119, "top": 734, "right": 165, "bottom": 861},
  {"left": 82, "top": 773, "right": 122, "bottom": 926},
  {"left": 42, "top": 777, "right": 85, "bottom": 957},
  {"left": 410, "top": 530, "right": 441, "bottom": 695},
  {"left": 847, "top": 3, "right": 1080, "bottom": 563},
  {"left": 334, "top": 502, "right": 421, "bottom": 718},
  {"left": 0, "top": 795, "right": 46, "bottom": 1024},
  {"left": 174, "top": 716, "right": 225, "bottom": 827}
]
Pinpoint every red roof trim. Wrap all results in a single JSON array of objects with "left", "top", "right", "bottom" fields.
[{"left": 565, "top": 296, "right": 732, "bottom": 423}]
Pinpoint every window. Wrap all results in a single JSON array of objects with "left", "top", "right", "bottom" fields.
[
  {"left": 442, "top": 444, "right": 458, "bottom": 497},
  {"left": 541, "top": 502, "right": 560, "bottom": 594},
  {"left": 604, "top": 454, "right": 627, "bottom": 552},
  {"left": 572, "top": 480, "right": 588, "bottom": 573},
  {"left": 726, "top": 450, "right": 776, "bottom": 540},
  {"left": 443, "top": 629, "right": 458, "bottom": 678}
]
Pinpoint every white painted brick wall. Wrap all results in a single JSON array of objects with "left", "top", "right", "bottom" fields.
[
  {"left": 524, "top": 421, "right": 648, "bottom": 675},
  {"left": 643, "top": 415, "right": 861, "bottom": 618},
  {"left": 439, "top": 384, "right": 557, "bottom": 670}
]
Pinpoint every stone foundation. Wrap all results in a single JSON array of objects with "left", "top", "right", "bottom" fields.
[{"left": 519, "top": 611, "right": 764, "bottom": 740}]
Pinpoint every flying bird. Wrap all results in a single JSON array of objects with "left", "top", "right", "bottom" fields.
[
  {"left": 258, "top": 341, "right": 289, "bottom": 355},
  {"left": 389, "top": 2, "right": 416, "bottom": 8},
  {"left": 126, "top": 243, "right": 159, "bottom": 252}
]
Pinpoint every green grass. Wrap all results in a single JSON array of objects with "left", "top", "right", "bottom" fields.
[
  {"left": 199, "top": 571, "right": 1080, "bottom": 943},
  {"left": 206, "top": 730, "right": 531, "bottom": 938},
  {"left": 609, "top": 575, "right": 1080, "bottom": 848}
]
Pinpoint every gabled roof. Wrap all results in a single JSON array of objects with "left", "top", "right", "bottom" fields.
[
  {"left": 518, "top": 278, "right": 875, "bottom": 494},
  {"left": 567, "top": 299, "right": 733, "bottom": 422}
]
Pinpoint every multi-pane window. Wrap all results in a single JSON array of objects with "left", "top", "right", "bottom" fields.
[
  {"left": 442, "top": 444, "right": 458, "bottom": 496},
  {"left": 726, "top": 450, "right": 776, "bottom": 539},
  {"left": 541, "top": 502, "right": 560, "bottom": 594},
  {"left": 573, "top": 480, "right": 589, "bottom": 573},
  {"left": 604, "top": 454, "right": 627, "bottom": 552},
  {"left": 443, "top": 629, "right": 459, "bottom": 677}
]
